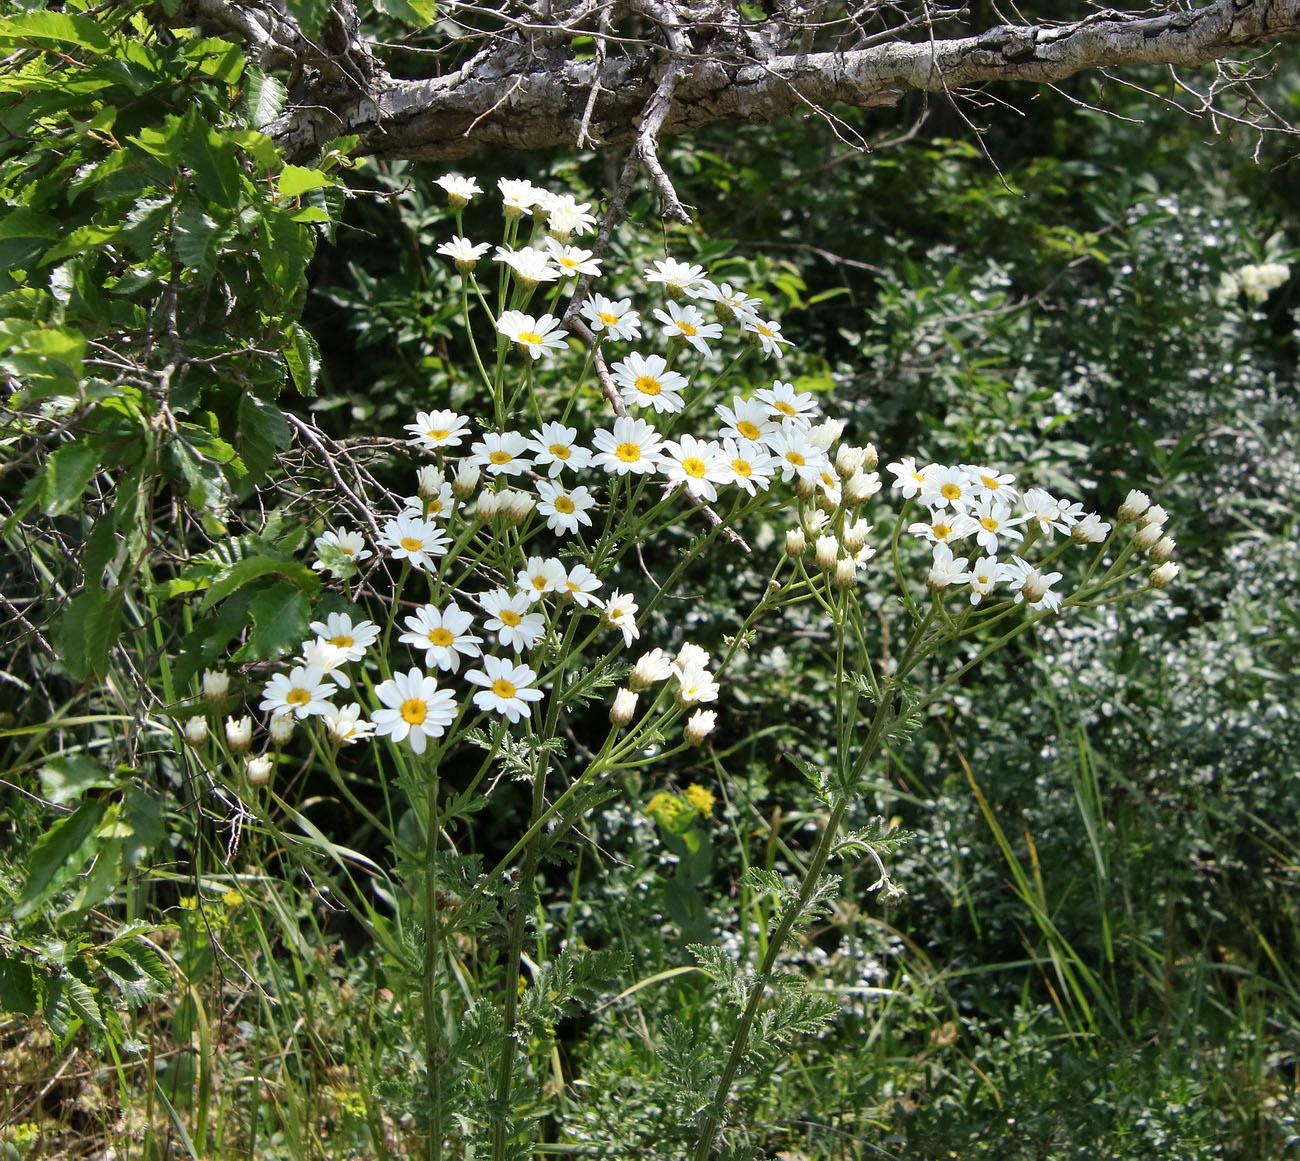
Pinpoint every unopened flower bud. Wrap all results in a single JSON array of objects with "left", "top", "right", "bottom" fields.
[
  {"left": 417, "top": 466, "right": 445, "bottom": 500},
  {"left": 183, "top": 717, "right": 209, "bottom": 746},
  {"left": 814, "top": 535, "right": 839, "bottom": 571},
  {"left": 1140, "top": 504, "right": 1169, "bottom": 528},
  {"left": 245, "top": 754, "right": 272, "bottom": 787},
  {"left": 802, "top": 509, "right": 829, "bottom": 534},
  {"left": 785, "top": 527, "right": 807, "bottom": 557},
  {"left": 1071, "top": 513, "right": 1111, "bottom": 544},
  {"left": 202, "top": 669, "right": 229, "bottom": 702},
  {"left": 795, "top": 476, "right": 817, "bottom": 500},
  {"left": 807, "top": 418, "right": 845, "bottom": 452},
  {"left": 833, "top": 558, "right": 858, "bottom": 589},
  {"left": 1150, "top": 561, "right": 1180, "bottom": 589},
  {"left": 835, "top": 444, "right": 866, "bottom": 476},
  {"left": 842, "top": 517, "right": 872, "bottom": 553},
  {"left": 630, "top": 649, "right": 673, "bottom": 690},
  {"left": 474, "top": 490, "right": 502, "bottom": 521},
  {"left": 1149, "top": 535, "right": 1176, "bottom": 564},
  {"left": 610, "top": 688, "right": 638, "bottom": 727},
  {"left": 684, "top": 709, "right": 717, "bottom": 745},
  {"left": 843, "top": 471, "right": 881, "bottom": 507},
  {"left": 268, "top": 713, "right": 295, "bottom": 746},
  {"left": 453, "top": 462, "right": 481, "bottom": 499},
  {"left": 1118, "top": 489, "right": 1150, "bottom": 523},
  {"left": 860, "top": 443, "right": 878, "bottom": 470},
  {"left": 225, "top": 715, "right": 252, "bottom": 754},
  {"left": 675, "top": 642, "right": 710, "bottom": 670},
  {"left": 1132, "top": 523, "right": 1162, "bottom": 551},
  {"left": 501, "top": 488, "right": 535, "bottom": 526}
]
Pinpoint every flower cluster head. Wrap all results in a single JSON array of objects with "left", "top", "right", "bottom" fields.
[{"left": 1235, "top": 261, "right": 1289, "bottom": 304}]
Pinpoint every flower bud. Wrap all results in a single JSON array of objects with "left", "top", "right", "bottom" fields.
[
  {"left": 1132, "top": 523, "right": 1162, "bottom": 551},
  {"left": 474, "top": 490, "right": 501, "bottom": 521},
  {"left": 1150, "top": 562, "right": 1179, "bottom": 589},
  {"left": 1118, "top": 489, "right": 1150, "bottom": 523},
  {"left": 453, "top": 462, "right": 481, "bottom": 499},
  {"left": 268, "top": 713, "right": 295, "bottom": 746},
  {"left": 1071, "top": 513, "right": 1111, "bottom": 544},
  {"left": 860, "top": 443, "right": 878, "bottom": 471},
  {"left": 225, "top": 715, "right": 253, "bottom": 754},
  {"left": 202, "top": 669, "right": 229, "bottom": 702},
  {"left": 833, "top": 558, "right": 858, "bottom": 589},
  {"left": 807, "top": 418, "right": 845, "bottom": 451},
  {"left": 245, "top": 754, "right": 272, "bottom": 787},
  {"left": 501, "top": 488, "right": 536, "bottom": 526},
  {"left": 801, "top": 509, "right": 829, "bottom": 535},
  {"left": 1140, "top": 504, "right": 1169, "bottom": 528},
  {"left": 814, "top": 535, "right": 839, "bottom": 571},
  {"left": 417, "top": 465, "right": 445, "bottom": 500},
  {"left": 684, "top": 710, "right": 717, "bottom": 745},
  {"left": 183, "top": 717, "right": 209, "bottom": 746},
  {"left": 843, "top": 470, "right": 881, "bottom": 507},
  {"left": 795, "top": 476, "right": 817, "bottom": 500},
  {"left": 841, "top": 518, "right": 872, "bottom": 553},
  {"left": 630, "top": 649, "right": 673, "bottom": 691},
  {"left": 785, "top": 527, "right": 807, "bottom": 557},
  {"left": 610, "top": 688, "right": 638, "bottom": 727},
  {"left": 1149, "top": 535, "right": 1176, "bottom": 565},
  {"left": 835, "top": 445, "right": 866, "bottom": 476},
  {"left": 675, "top": 642, "right": 710, "bottom": 670}
]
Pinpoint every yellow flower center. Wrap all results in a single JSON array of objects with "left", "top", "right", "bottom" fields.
[
  {"left": 428, "top": 628, "right": 454, "bottom": 647},
  {"left": 934, "top": 524, "right": 952, "bottom": 539},
  {"left": 821, "top": 473, "right": 836, "bottom": 489},
  {"left": 427, "top": 428, "right": 450, "bottom": 441},
  {"left": 531, "top": 575, "right": 548, "bottom": 591},
  {"left": 756, "top": 322, "right": 774, "bottom": 337},
  {"left": 491, "top": 678, "right": 517, "bottom": 699},
  {"left": 634, "top": 375, "right": 661, "bottom": 396},
  {"left": 517, "top": 330, "right": 543, "bottom": 345},
  {"left": 340, "top": 545, "right": 356, "bottom": 556},
  {"left": 428, "top": 500, "right": 444, "bottom": 515},
  {"left": 555, "top": 496, "right": 575, "bottom": 513},
  {"left": 559, "top": 257, "right": 578, "bottom": 269},
  {"left": 599, "top": 311, "right": 619, "bottom": 326},
  {"left": 489, "top": 450, "right": 513, "bottom": 465},
  {"left": 328, "top": 635, "right": 353, "bottom": 649},
  {"left": 549, "top": 443, "right": 571, "bottom": 460},
  {"left": 400, "top": 536, "right": 423, "bottom": 551},
  {"left": 785, "top": 451, "right": 805, "bottom": 466},
  {"left": 775, "top": 401, "right": 796, "bottom": 416},
  {"left": 737, "top": 420, "right": 761, "bottom": 440},
  {"left": 400, "top": 698, "right": 427, "bottom": 726},
  {"left": 981, "top": 475, "right": 1000, "bottom": 489},
  {"left": 616, "top": 443, "right": 641, "bottom": 463},
  {"left": 499, "top": 609, "right": 522, "bottom": 627},
  {"left": 980, "top": 517, "right": 999, "bottom": 532},
  {"left": 286, "top": 688, "right": 311, "bottom": 707},
  {"left": 565, "top": 580, "right": 582, "bottom": 593},
  {"left": 941, "top": 483, "right": 962, "bottom": 501},
  {"left": 683, "top": 457, "right": 707, "bottom": 479},
  {"left": 676, "top": 321, "right": 697, "bottom": 337},
  {"left": 732, "top": 459, "right": 752, "bottom": 478}
]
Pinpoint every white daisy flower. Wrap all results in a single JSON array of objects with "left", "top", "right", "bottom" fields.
[
  {"left": 684, "top": 709, "right": 718, "bottom": 744},
  {"left": 886, "top": 457, "right": 932, "bottom": 500},
  {"left": 324, "top": 702, "right": 375, "bottom": 745},
  {"left": 696, "top": 281, "right": 762, "bottom": 324},
  {"left": 630, "top": 648, "right": 674, "bottom": 689},
  {"left": 1071, "top": 513, "right": 1112, "bottom": 544},
  {"left": 312, "top": 529, "right": 372, "bottom": 572},
  {"left": 743, "top": 316, "right": 794, "bottom": 359},
  {"left": 517, "top": 556, "right": 568, "bottom": 602},
  {"left": 480, "top": 589, "right": 546, "bottom": 652},
  {"left": 399, "top": 602, "right": 483, "bottom": 672},
  {"left": 1004, "top": 556, "right": 1065, "bottom": 612},
  {"left": 645, "top": 258, "right": 708, "bottom": 297},
  {"left": 926, "top": 544, "right": 969, "bottom": 591},
  {"left": 968, "top": 496, "right": 1024, "bottom": 555},
  {"left": 496, "top": 310, "right": 568, "bottom": 360},
  {"left": 965, "top": 555, "right": 1006, "bottom": 605},
  {"left": 611, "top": 351, "right": 687, "bottom": 414},
  {"left": 525, "top": 422, "right": 592, "bottom": 476},
  {"left": 919, "top": 465, "right": 975, "bottom": 513},
  {"left": 436, "top": 235, "right": 491, "bottom": 270},
  {"left": 300, "top": 638, "right": 352, "bottom": 687},
  {"left": 545, "top": 237, "right": 602, "bottom": 277},
  {"left": 1021, "top": 488, "right": 1075, "bottom": 539},
  {"left": 653, "top": 301, "right": 722, "bottom": 357},
  {"left": 403, "top": 481, "right": 457, "bottom": 521},
  {"left": 963, "top": 464, "right": 1019, "bottom": 503},
  {"left": 498, "top": 178, "right": 542, "bottom": 216},
  {"left": 469, "top": 430, "right": 532, "bottom": 477},
  {"left": 559, "top": 562, "right": 603, "bottom": 607},
  {"left": 592, "top": 416, "right": 665, "bottom": 475},
  {"left": 259, "top": 665, "right": 337, "bottom": 720},
  {"left": 309, "top": 612, "right": 380, "bottom": 662},
  {"left": 907, "top": 509, "right": 978, "bottom": 547},
  {"left": 578, "top": 295, "right": 642, "bottom": 342},
  {"left": 493, "top": 245, "right": 559, "bottom": 286},
  {"left": 404, "top": 409, "right": 471, "bottom": 453},
  {"left": 435, "top": 174, "right": 481, "bottom": 205},
  {"left": 673, "top": 662, "right": 720, "bottom": 706},
  {"left": 536, "top": 480, "right": 596, "bottom": 536},
  {"left": 546, "top": 195, "right": 598, "bottom": 238},
  {"left": 466, "top": 656, "right": 545, "bottom": 724},
  {"left": 601, "top": 591, "right": 639, "bottom": 646},
  {"left": 379, "top": 514, "right": 451, "bottom": 571},
  {"left": 662, "top": 435, "right": 731, "bottom": 503},
  {"left": 756, "top": 380, "right": 818, "bottom": 427},
  {"left": 371, "top": 668, "right": 457, "bottom": 755},
  {"left": 766, "top": 426, "right": 826, "bottom": 484},
  {"left": 676, "top": 642, "right": 711, "bottom": 670},
  {"left": 719, "top": 437, "right": 775, "bottom": 495},
  {"left": 715, "top": 396, "right": 777, "bottom": 444}
]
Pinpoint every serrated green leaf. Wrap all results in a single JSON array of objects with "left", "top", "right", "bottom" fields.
[
  {"left": 283, "top": 321, "right": 321, "bottom": 396},
  {"left": 0, "top": 957, "right": 40, "bottom": 1016},
  {"left": 0, "top": 12, "right": 113, "bottom": 52},
  {"left": 39, "top": 754, "right": 115, "bottom": 806},
  {"left": 239, "top": 583, "right": 312, "bottom": 661},
  {"left": 244, "top": 68, "right": 286, "bottom": 129},
  {"left": 40, "top": 439, "right": 101, "bottom": 516},
  {"left": 198, "top": 554, "right": 318, "bottom": 612},
  {"left": 237, "top": 392, "right": 291, "bottom": 483},
  {"left": 15, "top": 798, "right": 108, "bottom": 918},
  {"left": 278, "top": 165, "right": 334, "bottom": 198},
  {"left": 62, "top": 970, "right": 106, "bottom": 1033},
  {"left": 0, "top": 207, "right": 59, "bottom": 272},
  {"left": 173, "top": 201, "right": 221, "bottom": 273},
  {"left": 55, "top": 587, "right": 124, "bottom": 680}
]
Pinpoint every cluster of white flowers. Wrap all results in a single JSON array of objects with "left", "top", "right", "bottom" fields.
[{"left": 1234, "top": 261, "right": 1290, "bottom": 305}]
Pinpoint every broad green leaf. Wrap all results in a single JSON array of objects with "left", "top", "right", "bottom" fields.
[
  {"left": 283, "top": 322, "right": 321, "bottom": 396},
  {"left": 284, "top": 0, "right": 330, "bottom": 36},
  {"left": 198, "top": 554, "right": 318, "bottom": 612},
  {"left": 40, "top": 439, "right": 101, "bottom": 516},
  {"left": 237, "top": 392, "right": 291, "bottom": 483},
  {"left": 55, "top": 587, "right": 125, "bottom": 680},
  {"left": 173, "top": 202, "right": 221, "bottom": 274},
  {"left": 239, "top": 582, "right": 312, "bottom": 662},
  {"left": 184, "top": 36, "right": 244, "bottom": 83},
  {"left": 14, "top": 798, "right": 109, "bottom": 919},
  {"left": 0, "top": 207, "right": 58, "bottom": 270},
  {"left": 0, "top": 957, "right": 40, "bottom": 1016},
  {"left": 374, "top": 0, "right": 438, "bottom": 25},
  {"left": 0, "top": 12, "right": 113, "bottom": 52},
  {"left": 278, "top": 165, "right": 334, "bottom": 198},
  {"left": 244, "top": 68, "right": 287, "bottom": 129},
  {"left": 39, "top": 754, "right": 116, "bottom": 806},
  {"left": 178, "top": 112, "right": 242, "bottom": 206},
  {"left": 61, "top": 969, "right": 106, "bottom": 1033}
]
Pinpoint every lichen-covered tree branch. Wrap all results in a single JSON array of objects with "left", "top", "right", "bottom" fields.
[{"left": 184, "top": 0, "right": 1300, "bottom": 167}]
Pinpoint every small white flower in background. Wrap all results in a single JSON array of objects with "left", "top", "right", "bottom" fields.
[
  {"left": 965, "top": 555, "right": 1004, "bottom": 605},
  {"left": 756, "top": 380, "right": 818, "bottom": 427},
  {"left": 592, "top": 416, "right": 665, "bottom": 476},
  {"left": 715, "top": 396, "right": 777, "bottom": 444},
  {"left": 493, "top": 245, "right": 559, "bottom": 285},
  {"left": 469, "top": 430, "right": 532, "bottom": 477},
  {"left": 202, "top": 669, "right": 229, "bottom": 701},
  {"left": 1117, "top": 489, "right": 1151, "bottom": 523},
  {"left": 653, "top": 301, "right": 722, "bottom": 356},
  {"left": 518, "top": 556, "right": 568, "bottom": 602},
  {"left": 696, "top": 281, "right": 761, "bottom": 324},
  {"left": 1021, "top": 488, "right": 1076, "bottom": 539},
  {"left": 536, "top": 480, "right": 596, "bottom": 536},
  {"left": 259, "top": 665, "right": 337, "bottom": 719},
  {"left": 498, "top": 178, "right": 542, "bottom": 216},
  {"left": 559, "top": 562, "right": 603, "bottom": 607},
  {"left": 545, "top": 237, "right": 602, "bottom": 277},
  {"left": 435, "top": 173, "right": 482, "bottom": 206},
  {"left": 662, "top": 435, "right": 731, "bottom": 503},
  {"left": 268, "top": 713, "right": 295, "bottom": 745},
  {"left": 245, "top": 755, "right": 273, "bottom": 787},
  {"left": 299, "top": 638, "right": 352, "bottom": 688},
  {"left": 720, "top": 437, "right": 775, "bottom": 495},
  {"left": 313, "top": 528, "right": 372, "bottom": 572},
  {"left": 453, "top": 461, "right": 481, "bottom": 498},
  {"left": 630, "top": 648, "right": 674, "bottom": 690},
  {"left": 183, "top": 717, "right": 209, "bottom": 746},
  {"left": 743, "top": 316, "right": 794, "bottom": 359},
  {"left": 547, "top": 195, "right": 598, "bottom": 238},
  {"left": 674, "top": 663, "right": 720, "bottom": 706},
  {"left": 968, "top": 496, "right": 1024, "bottom": 555},
  {"left": 907, "top": 509, "right": 978, "bottom": 547},
  {"left": 579, "top": 295, "right": 642, "bottom": 342},
  {"left": 919, "top": 465, "right": 975, "bottom": 513},
  {"left": 805, "top": 417, "right": 845, "bottom": 452},
  {"left": 1237, "top": 261, "right": 1289, "bottom": 303},
  {"left": 927, "top": 544, "right": 969, "bottom": 591},
  {"left": 766, "top": 426, "right": 826, "bottom": 484},
  {"left": 1071, "top": 513, "right": 1112, "bottom": 544},
  {"left": 325, "top": 703, "right": 375, "bottom": 746},
  {"left": 404, "top": 409, "right": 470, "bottom": 453},
  {"left": 225, "top": 715, "right": 253, "bottom": 754},
  {"left": 466, "top": 656, "right": 545, "bottom": 723},
  {"left": 684, "top": 708, "right": 718, "bottom": 745},
  {"left": 372, "top": 668, "right": 457, "bottom": 754},
  {"left": 1150, "top": 561, "right": 1180, "bottom": 589},
  {"left": 601, "top": 591, "right": 640, "bottom": 646},
  {"left": 436, "top": 236, "right": 490, "bottom": 270},
  {"left": 676, "top": 642, "right": 711, "bottom": 670},
  {"left": 645, "top": 257, "right": 708, "bottom": 297},
  {"left": 1005, "top": 557, "right": 1064, "bottom": 612},
  {"left": 309, "top": 613, "right": 380, "bottom": 662},
  {"left": 886, "top": 457, "right": 932, "bottom": 500},
  {"left": 609, "top": 688, "right": 638, "bottom": 727},
  {"left": 964, "top": 465, "right": 1019, "bottom": 503},
  {"left": 526, "top": 421, "right": 593, "bottom": 476},
  {"left": 495, "top": 310, "right": 568, "bottom": 359},
  {"left": 399, "top": 603, "right": 483, "bottom": 673},
  {"left": 379, "top": 514, "right": 451, "bottom": 571},
  {"left": 611, "top": 352, "right": 687, "bottom": 415},
  {"left": 841, "top": 517, "right": 873, "bottom": 553},
  {"left": 480, "top": 589, "right": 546, "bottom": 652}
]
